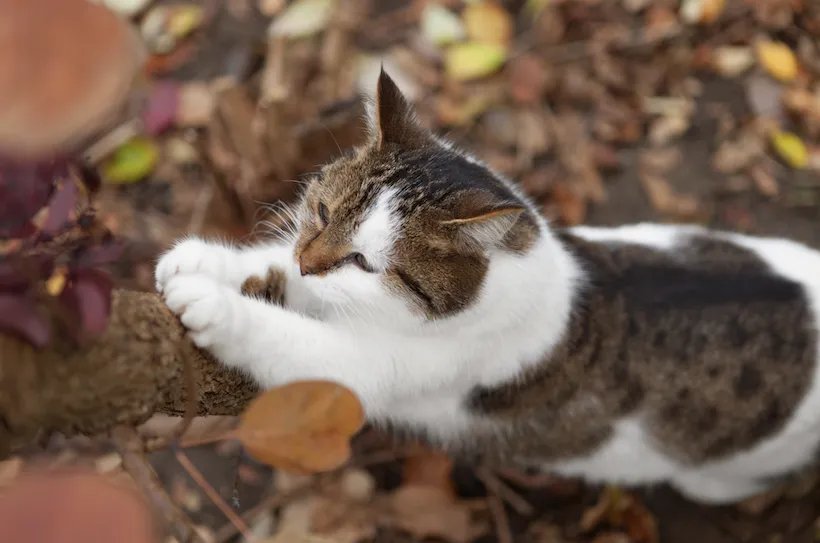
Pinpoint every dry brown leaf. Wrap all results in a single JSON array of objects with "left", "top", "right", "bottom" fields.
[
  {"left": 750, "top": 163, "right": 779, "bottom": 197},
  {"left": 581, "top": 487, "right": 659, "bottom": 543},
  {"left": 176, "top": 82, "right": 215, "bottom": 127},
  {"left": 237, "top": 380, "right": 365, "bottom": 474},
  {"left": 640, "top": 173, "right": 700, "bottom": 219},
  {"left": 462, "top": 1, "right": 513, "bottom": 49},
  {"left": 680, "top": 0, "right": 726, "bottom": 24},
  {"left": 551, "top": 183, "right": 587, "bottom": 226},
  {"left": 403, "top": 447, "right": 456, "bottom": 498},
  {"left": 388, "top": 484, "right": 475, "bottom": 543},
  {"left": 508, "top": 54, "right": 552, "bottom": 105}
]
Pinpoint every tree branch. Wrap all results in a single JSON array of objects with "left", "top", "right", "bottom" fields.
[{"left": 0, "top": 289, "right": 258, "bottom": 458}]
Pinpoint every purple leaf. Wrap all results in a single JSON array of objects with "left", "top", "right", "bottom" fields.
[
  {"left": 59, "top": 268, "right": 113, "bottom": 335},
  {"left": 142, "top": 81, "right": 180, "bottom": 135},
  {"left": 0, "top": 157, "right": 56, "bottom": 236},
  {"left": 41, "top": 179, "right": 79, "bottom": 235},
  {"left": 0, "top": 256, "right": 53, "bottom": 292},
  {"left": 71, "top": 239, "right": 124, "bottom": 269},
  {"left": 0, "top": 293, "right": 51, "bottom": 347}
]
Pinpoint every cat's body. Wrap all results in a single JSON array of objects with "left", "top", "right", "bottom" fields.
[{"left": 155, "top": 71, "right": 820, "bottom": 505}]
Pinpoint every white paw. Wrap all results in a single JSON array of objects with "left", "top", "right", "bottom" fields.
[
  {"left": 155, "top": 238, "right": 230, "bottom": 293},
  {"left": 163, "top": 274, "right": 238, "bottom": 350}
]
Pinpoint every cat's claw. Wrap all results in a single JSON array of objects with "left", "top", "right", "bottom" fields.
[
  {"left": 163, "top": 274, "right": 237, "bottom": 350},
  {"left": 155, "top": 238, "right": 230, "bottom": 294}
]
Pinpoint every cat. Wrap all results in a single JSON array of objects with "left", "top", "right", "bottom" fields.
[{"left": 155, "top": 69, "right": 820, "bottom": 505}]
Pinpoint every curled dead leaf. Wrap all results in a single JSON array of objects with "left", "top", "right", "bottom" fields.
[
  {"left": 237, "top": 380, "right": 365, "bottom": 474},
  {"left": 388, "top": 485, "right": 476, "bottom": 543}
]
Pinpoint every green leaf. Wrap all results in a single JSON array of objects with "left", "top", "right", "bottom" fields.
[{"left": 101, "top": 137, "right": 160, "bottom": 184}]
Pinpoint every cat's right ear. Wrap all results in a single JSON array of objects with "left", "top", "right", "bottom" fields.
[
  {"left": 441, "top": 191, "right": 527, "bottom": 252},
  {"left": 366, "top": 68, "right": 426, "bottom": 149}
]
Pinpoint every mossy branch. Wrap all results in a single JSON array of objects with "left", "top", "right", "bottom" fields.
[{"left": 0, "top": 289, "right": 259, "bottom": 458}]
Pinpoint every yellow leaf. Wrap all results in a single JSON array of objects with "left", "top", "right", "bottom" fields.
[
  {"left": 101, "top": 137, "right": 160, "bottom": 184},
  {"left": 462, "top": 1, "right": 513, "bottom": 48},
  {"left": 444, "top": 42, "right": 507, "bottom": 82},
  {"left": 770, "top": 130, "right": 808, "bottom": 169},
  {"left": 680, "top": 0, "right": 725, "bottom": 24},
  {"left": 237, "top": 380, "right": 365, "bottom": 474},
  {"left": 756, "top": 40, "right": 798, "bottom": 82},
  {"left": 46, "top": 266, "right": 68, "bottom": 296}
]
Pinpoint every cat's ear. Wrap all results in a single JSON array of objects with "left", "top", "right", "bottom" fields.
[
  {"left": 442, "top": 192, "right": 526, "bottom": 251},
  {"left": 367, "top": 68, "right": 426, "bottom": 149}
]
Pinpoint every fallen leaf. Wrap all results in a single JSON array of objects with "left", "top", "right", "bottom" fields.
[
  {"left": 101, "top": 0, "right": 152, "bottom": 17},
  {"left": 403, "top": 448, "right": 456, "bottom": 498},
  {"left": 581, "top": 487, "right": 659, "bottom": 543},
  {"left": 640, "top": 173, "right": 700, "bottom": 219},
  {"left": 258, "top": 0, "right": 285, "bottom": 17},
  {"left": 680, "top": 0, "right": 726, "bottom": 24},
  {"left": 340, "top": 468, "right": 376, "bottom": 502},
  {"left": 770, "top": 129, "right": 808, "bottom": 169},
  {"left": 444, "top": 42, "right": 507, "bottom": 81},
  {"left": 420, "top": 2, "right": 466, "bottom": 46},
  {"left": 508, "top": 54, "right": 552, "bottom": 105},
  {"left": 58, "top": 268, "right": 114, "bottom": 336},
  {"left": 101, "top": 137, "right": 160, "bottom": 184},
  {"left": 237, "top": 380, "right": 365, "bottom": 474},
  {"left": 648, "top": 114, "right": 690, "bottom": 145},
  {"left": 45, "top": 266, "right": 68, "bottom": 296},
  {"left": 551, "top": 182, "right": 587, "bottom": 226},
  {"left": 143, "top": 81, "right": 180, "bottom": 135},
  {"left": 388, "top": 485, "right": 475, "bottom": 543},
  {"left": 141, "top": 4, "right": 205, "bottom": 55},
  {"left": 712, "top": 46, "right": 755, "bottom": 77},
  {"left": 757, "top": 40, "right": 799, "bottom": 82},
  {"left": 750, "top": 163, "right": 779, "bottom": 197},
  {"left": 268, "top": 0, "right": 334, "bottom": 40},
  {"left": 462, "top": 1, "right": 513, "bottom": 49},
  {"left": 94, "top": 453, "right": 123, "bottom": 475},
  {"left": 175, "top": 82, "right": 215, "bottom": 127}
]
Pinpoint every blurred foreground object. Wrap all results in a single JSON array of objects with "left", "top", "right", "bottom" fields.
[{"left": 0, "top": 0, "right": 145, "bottom": 158}]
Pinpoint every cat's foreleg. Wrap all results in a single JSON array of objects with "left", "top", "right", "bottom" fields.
[
  {"left": 162, "top": 273, "right": 460, "bottom": 413},
  {"left": 155, "top": 237, "right": 295, "bottom": 294}
]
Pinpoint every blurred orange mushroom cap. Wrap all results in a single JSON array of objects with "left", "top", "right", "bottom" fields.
[{"left": 0, "top": 0, "right": 146, "bottom": 158}]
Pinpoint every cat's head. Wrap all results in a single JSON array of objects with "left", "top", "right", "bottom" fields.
[{"left": 291, "top": 69, "right": 541, "bottom": 320}]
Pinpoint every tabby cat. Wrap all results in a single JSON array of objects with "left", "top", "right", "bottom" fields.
[{"left": 156, "top": 70, "right": 820, "bottom": 504}]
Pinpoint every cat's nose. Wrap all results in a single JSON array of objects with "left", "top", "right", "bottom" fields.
[{"left": 299, "top": 257, "right": 311, "bottom": 276}]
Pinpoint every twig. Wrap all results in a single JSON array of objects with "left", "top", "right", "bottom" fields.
[
  {"left": 173, "top": 446, "right": 258, "bottom": 542},
  {"left": 214, "top": 480, "right": 316, "bottom": 543},
  {"left": 110, "top": 426, "right": 202, "bottom": 543},
  {"left": 82, "top": 118, "right": 143, "bottom": 165},
  {"left": 487, "top": 495, "right": 513, "bottom": 543},
  {"left": 477, "top": 467, "right": 534, "bottom": 517}
]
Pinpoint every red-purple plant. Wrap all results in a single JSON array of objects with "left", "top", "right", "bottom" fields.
[{"left": 0, "top": 156, "right": 121, "bottom": 348}]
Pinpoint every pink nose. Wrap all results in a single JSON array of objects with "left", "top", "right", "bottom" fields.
[{"left": 299, "top": 257, "right": 310, "bottom": 276}]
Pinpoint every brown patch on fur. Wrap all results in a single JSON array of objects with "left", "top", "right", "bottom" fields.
[
  {"left": 463, "top": 232, "right": 816, "bottom": 467},
  {"left": 241, "top": 268, "right": 287, "bottom": 306}
]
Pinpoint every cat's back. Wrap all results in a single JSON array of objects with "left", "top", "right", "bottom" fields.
[{"left": 545, "top": 223, "right": 820, "bottom": 496}]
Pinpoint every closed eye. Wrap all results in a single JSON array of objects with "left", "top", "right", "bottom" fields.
[
  {"left": 317, "top": 201, "right": 329, "bottom": 227},
  {"left": 351, "top": 252, "right": 374, "bottom": 273}
]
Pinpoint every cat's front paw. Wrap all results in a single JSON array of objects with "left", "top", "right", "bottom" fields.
[
  {"left": 155, "top": 238, "right": 231, "bottom": 294},
  {"left": 163, "top": 274, "right": 240, "bottom": 352}
]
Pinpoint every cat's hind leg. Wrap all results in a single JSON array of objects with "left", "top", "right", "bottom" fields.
[{"left": 671, "top": 471, "right": 767, "bottom": 505}]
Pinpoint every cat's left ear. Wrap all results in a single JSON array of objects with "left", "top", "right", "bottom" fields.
[
  {"left": 442, "top": 192, "right": 527, "bottom": 251},
  {"left": 368, "top": 68, "right": 426, "bottom": 149}
]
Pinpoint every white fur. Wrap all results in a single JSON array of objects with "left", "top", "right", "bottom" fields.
[{"left": 156, "top": 175, "right": 820, "bottom": 507}]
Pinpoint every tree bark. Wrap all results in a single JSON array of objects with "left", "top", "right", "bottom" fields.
[{"left": 0, "top": 289, "right": 259, "bottom": 458}]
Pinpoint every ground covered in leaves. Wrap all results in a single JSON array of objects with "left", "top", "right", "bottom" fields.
[{"left": 6, "top": 0, "right": 820, "bottom": 541}]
